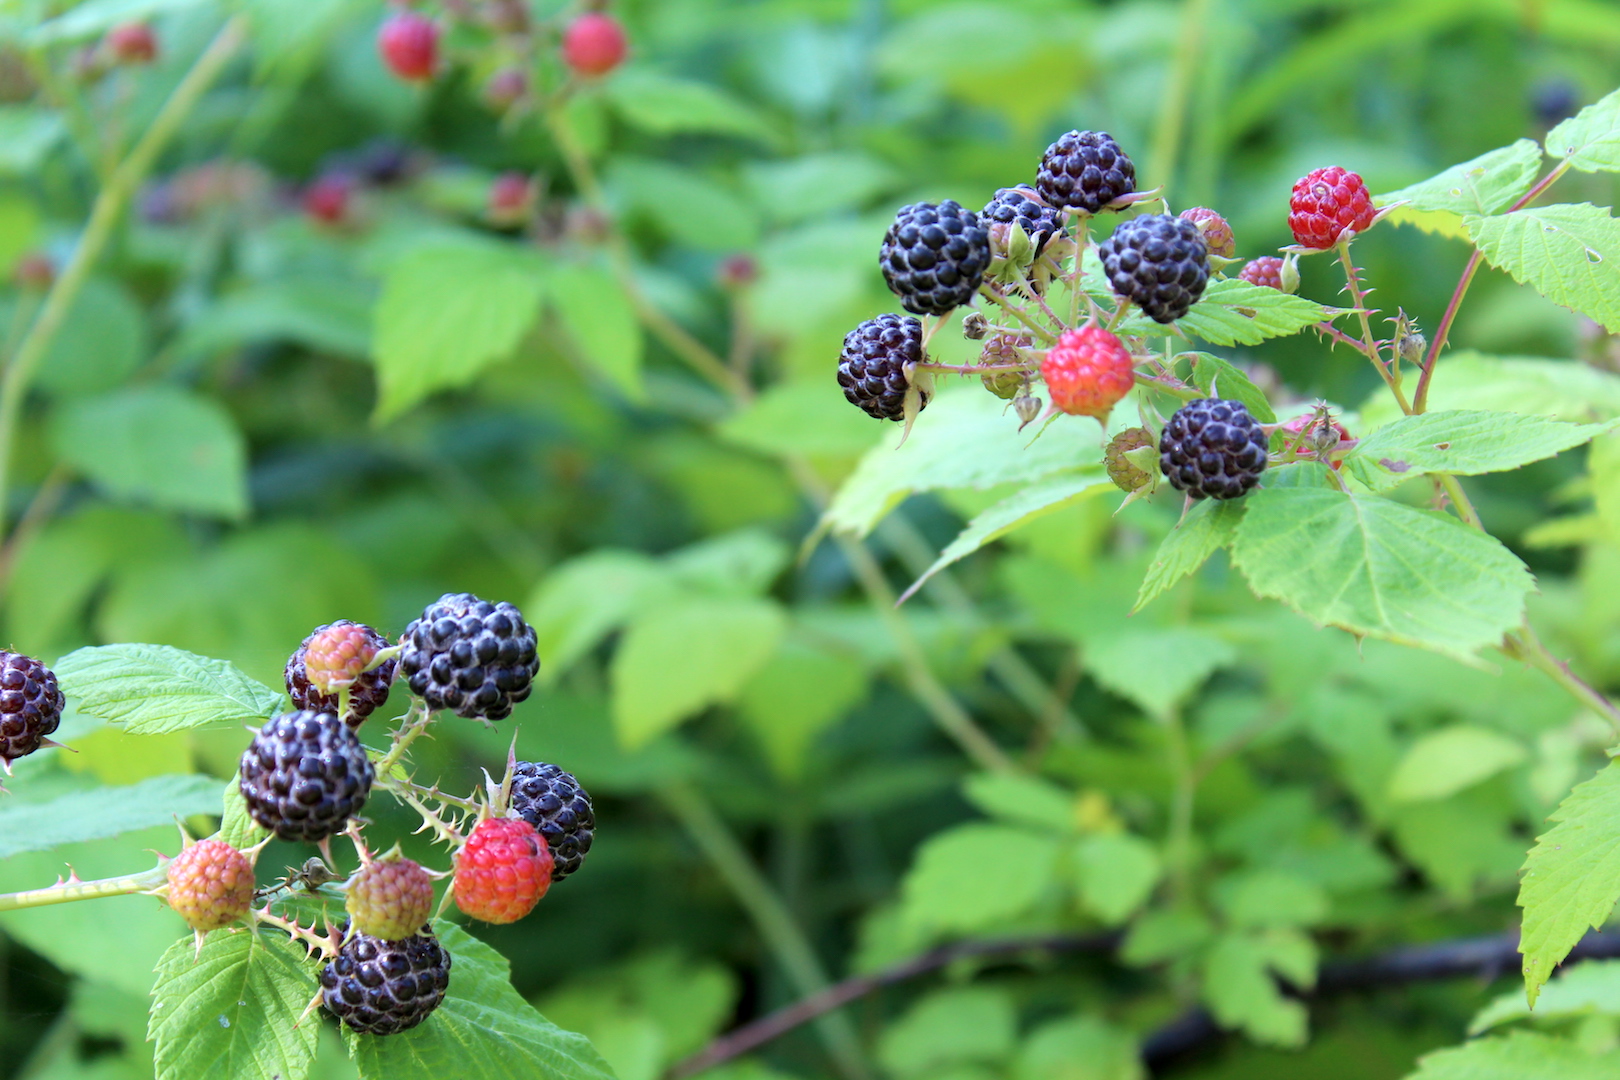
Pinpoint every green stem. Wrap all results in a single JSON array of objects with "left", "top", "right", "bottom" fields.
[
  {"left": 372, "top": 701, "right": 432, "bottom": 777},
  {"left": 1149, "top": 0, "right": 1214, "bottom": 190},
  {"left": 977, "top": 284, "right": 1057, "bottom": 344},
  {"left": 1335, "top": 241, "right": 1412, "bottom": 415},
  {"left": 658, "top": 782, "right": 871, "bottom": 1080},
  {"left": 1512, "top": 626, "right": 1620, "bottom": 737},
  {"left": 0, "top": 16, "right": 248, "bottom": 536},
  {"left": 0, "top": 864, "right": 167, "bottom": 912}
]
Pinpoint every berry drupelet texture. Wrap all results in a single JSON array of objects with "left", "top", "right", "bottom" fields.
[
  {"left": 879, "top": 201, "right": 990, "bottom": 316},
  {"left": 1040, "top": 326, "right": 1136, "bottom": 420},
  {"left": 1288, "top": 166, "right": 1376, "bottom": 249},
  {"left": 1178, "top": 207, "right": 1235, "bottom": 259},
  {"left": 453, "top": 817, "right": 553, "bottom": 924},
  {"left": 980, "top": 185, "right": 1064, "bottom": 258},
  {"left": 1238, "top": 256, "right": 1285, "bottom": 290},
  {"left": 1035, "top": 130, "right": 1135, "bottom": 214},
  {"left": 1160, "top": 398, "right": 1270, "bottom": 500},
  {"left": 510, "top": 762, "right": 595, "bottom": 881},
  {"left": 1097, "top": 214, "right": 1209, "bottom": 324},
  {"left": 0, "top": 652, "right": 62, "bottom": 767},
  {"left": 320, "top": 924, "right": 451, "bottom": 1036},
  {"left": 348, "top": 857, "right": 435, "bottom": 941},
  {"left": 398, "top": 593, "right": 540, "bottom": 721},
  {"left": 837, "top": 314, "right": 926, "bottom": 421},
  {"left": 286, "top": 621, "right": 396, "bottom": 728},
  {"left": 1105, "top": 427, "right": 1157, "bottom": 494},
  {"left": 166, "top": 840, "right": 255, "bottom": 932},
  {"left": 238, "top": 710, "right": 374, "bottom": 842}
]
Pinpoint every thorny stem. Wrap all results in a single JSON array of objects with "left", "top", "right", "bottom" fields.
[
  {"left": 1015, "top": 267, "right": 1064, "bottom": 327},
  {"left": 0, "top": 17, "right": 248, "bottom": 538},
  {"left": 378, "top": 773, "right": 481, "bottom": 814},
  {"left": 916, "top": 361, "right": 1030, "bottom": 376},
  {"left": 1135, "top": 372, "right": 1200, "bottom": 401},
  {"left": 372, "top": 701, "right": 432, "bottom": 778},
  {"left": 1511, "top": 625, "right": 1620, "bottom": 737},
  {"left": 978, "top": 283, "right": 1058, "bottom": 343},
  {"left": 254, "top": 908, "right": 339, "bottom": 959},
  {"left": 1314, "top": 319, "right": 1374, "bottom": 357},
  {"left": 1336, "top": 241, "right": 1412, "bottom": 415},
  {"left": 393, "top": 786, "right": 469, "bottom": 847},
  {"left": 0, "top": 863, "right": 168, "bottom": 912}
]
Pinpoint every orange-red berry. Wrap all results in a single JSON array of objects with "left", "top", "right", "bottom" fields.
[
  {"left": 453, "top": 818, "right": 553, "bottom": 924},
  {"left": 167, "top": 840, "right": 255, "bottom": 932},
  {"left": 1040, "top": 326, "right": 1136, "bottom": 421}
]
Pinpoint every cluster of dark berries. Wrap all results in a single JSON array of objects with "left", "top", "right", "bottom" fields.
[
  {"left": 320, "top": 923, "right": 452, "bottom": 1036},
  {"left": 1160, "top": 399, "right": 1270, "bottom": 500},
  {"left": 398, "top": 593, "right": 541, "bottom": 721},
  {"left": 0, "top": 651, "right": 63, "bottom": 772}
]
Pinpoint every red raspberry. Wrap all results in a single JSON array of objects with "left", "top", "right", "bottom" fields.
[
  {"left": 166, "top": 840, "right": 255, "bottom": 932},
  {"left": 453, "top": 818, "right": 553, "bottom": 924},
  {"left": 1040, "top": 326, "right": 1136, "bottom": 421},
  {"left": 561, "top": 13, "right": 628, "bottom": 78},
  {"left": 1178, "top": 207, "right": 1234, "bottom": 259},
  {"left": 347, "top": 856, "right": 434, "bottom": 941},
  {"left": 303, "top": 175, "right": 352, "bottom": 225},
  {"left": 106, "top": 23, "right": 157, "bottom": 64},
  {"left": 377, "top": 11, "right": 439, "bottom": 82},
  {"left": 488, "top": 172, "right": 534, "bottom": 226},
  {"left": 1288, "top": 166, "right": 1376, "bottom": 249},
  {"left": 1238, "top": 256, "right": 1284, "bottom": 290}
]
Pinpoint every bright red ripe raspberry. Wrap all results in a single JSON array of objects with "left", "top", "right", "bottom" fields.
[
  {"left": 1288, "top": 166, "right": 1376, "bottom": 249},
  {"left": 1238, "top": 256, "right": 1284, "bottom": 290},
  {"left": 166, "top": 840, "right": 255, "bottom": 932},
  {"left": 106, "top": 23, "right": 157, "bottom": 64},
  {"left": 453, "top": 818, "right": 553, "bottom": 924},
  {"left": 377, "top": 11, "right": 439, "bottom": 82},
  {"left": 1040, "top": 326, "right": 1136, "bottom": 421},
  {"left": 303, "top": 175, "right": 352, "bottom": 225},
  {"left": 347, "top": 856, "right": 434, "bottom": 941},
  {"left": 561, "top": 13, "right": 628, "bottom": 78},
  {"left": 1178, "top": 207, "right": 1234, "bottom": 259}
]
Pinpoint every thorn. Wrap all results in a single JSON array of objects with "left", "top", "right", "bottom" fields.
[
  {"left": 35, "top": 738, "right": 72, "bottom": 752},
  {"left": 193, "top": 927, "right": 209, "bottom": 962},
  {"left": 295, "top": 989, "right": 325, "bottom": 1028}
]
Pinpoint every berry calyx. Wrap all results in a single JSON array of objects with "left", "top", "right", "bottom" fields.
[
  {"left": 1160, "top": 398, "right": 1269, "bottom": 501},
  {"left": 1178, "top": 207, "right": 1235, "bottom": 259},
  {"left": 105, "top": 23, "right": 157, "bottom": 64},
  {"left": 238, "top": 710, "right": 374, "bottom": 842},
  {"left": 561, "top": 12, "right": 628, "bottom": 78},
  {"left": 286, "top": 621, "right": 396, "bottom": 728},
  {"left": 1097, "top": 214, "right": 1209, "bottom": 324},
  {"left": 377, "top": 11, "right": 439, "bottom": 82},
  {"left": 347, "top": 856, "right": 435, "bottom": 941},
  {"left": 166, "top": 839, "right": 255, "bottom": 932},
  {"left": 1040, "top": 326, "right": 1135, "bottom": 420},
  {"left": 1105, "top": 428, "right": 1157, "bottom": 493},
  {"left": 398, "top": 593, "right": 541, "bottom": 720},
  {"left": 0, "top": 651, "right": 63, "bottom": 769},
  {"left": 1035, "top": 130, "right": 1135, "bottom": 214},
  {"left": 1288, "top": 166, "right": 1376, "bottom": 249},
  {"left": 879, "top": 201, "right": 990, "bottom": 316},
  {"left": 510, "top": 762, "right": 595, "bottom": 881},
  {"left": 1282, "top": 410, "right": 1351, "bottom": 469},
  {"left": 320, "top": 924, "right": 451, "bottom": 1036},
  {"left": 303, "top": 175, "right": 352, "bottom": 226},
  {"left": 837, "top": 313, "right": 927, "bottom": 422},
  {"left": 453, "top": 817, "right": 553, "bottom": 924},
  {"left": 981, "top": 185, "right": 1064, "bottom": 260}
]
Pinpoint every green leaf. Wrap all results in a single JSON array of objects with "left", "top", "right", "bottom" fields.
[
  {"left": 1466, "top": 203, "right": 1620, "bottom": 334},
  {"left": 1121, "top": 908, "right": 1215, "bottom": 966},
  {"left": 1134, "top": 500, "right": 1246, "bottom": 611},
  {"left": 1015, "top": 1015, "right": 1143, "bottom": 1080},
  {"left": 605, "top": 72, "right": 776, "bottom": 144},
  {"left": 963, "top": 772, "right": 1076, "bottom": 832},
  {"left": 27, "top": 0, "right": 207, "bottom": 45},
  {"left": 900, "top": 824, "right": 1061, "bottom": 936},
  {"left": 1074, "top": 833, "right": 1162, "bottom": 925},
  {"left": 1201, "top": 929, "right": 1316, "bottom": 1048},
  {"left": 1085, "top": 628, "right": 1236, "bottom": 719},
  {"left": 1361, "top": 351, "right": 1620, "bottom": 427},
  {"left": 1212, "top": 869, "right": 1328, "bottom": 929},
  {"left": 548, "top": 263, "right": 643, "bottom": 400},
  {"left": 736, "top": 638, "right": 868, "bottom": 780},
  {"left": 0, "top": 775, "right": 220, "bottom": 858},
  {"left": 178, "top": 278, "right": 374, "bottom": 360},
  {"left": 1546, "top": 87, "right": 1620, "bottom": 173},
  {"left": 348, "top": 923, "right": 617, "bottom": 1080},
  {"left": 1519, "top": 759, "right": 1620, "bottom": 1005},
  {"left": 877, "top": 987, "right": 1016, "bottom": 1077},
  {"left": 1472, "top": 959, "right": 1620, "bottom": 1033},
  {"left": 1229, "top": 484, "right": 1532, "bottom": 660},
  {"left": 1386, "top": 726, "right": 1527, "bottom": 803},
  {"left": 1405, "top": 1031, "right": 1616, "bottom": 1080},
  {"left": 149, "top": 931, "right": 318, "bottom": 1080},
  {"left": 900, "top": 473, "right": 1111, "bottom": 602},
  {"left": 717, "top": 379, "right": 885, "bottom": 459},
  {"left": 1118, "top": 279, "right": 1331, "bottom": 347},
  {"left": 528, "top": 552, "right": 670, "bottom": 684},
  {"left": 1375, "top": 140, "right": 1544, "bottom": 216},
  {"left": 31, "top": 277, "right": 145, "bottom": 397},
  {"left": 1188, "top": 353, "right": 1277, "bottom": 422},
  {"left": 373, "top": 242, "right": 547, "bottom": 422},
  {"left": 1344, "top": 410, "right": 1612, "bottom": 489},
  {"left": 219, "top": 774, "right": 270, "bottom": 849},
  {"left": 50, "top": 386, "right": 247, "bottom": 519},
  {"left": 0, "top": 107, "right": 63, "bottom": 173},
  {"left": 1392, "top": 795, "right": 1524, "bottom": 902},
  {"left": 824, "top": 387, "right": 1113, "bottom": 537},
  {"left": 54, "top": 644, "right": 283, "bottom": 735},
  {"left": 611, "top": 598, "right": 787, "bottom": 748}
]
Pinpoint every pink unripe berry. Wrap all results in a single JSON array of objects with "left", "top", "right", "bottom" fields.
[
  {"left": 377, "top": 11, "right": 439, "bottom": 82},
  {"left": 561, "top": 13, "right": 628, "bottom": 78},
  {"left": 303, "top": 175, "right": 353, "bottom": 225},
  {"left": 106, "top": 23, "right": 157, "bottom": 64},
  {"left": 488, "top": 172, "right": 535, "bottom": 226}
]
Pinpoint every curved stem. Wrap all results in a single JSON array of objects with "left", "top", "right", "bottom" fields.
[
  {"left": 977, "top": 284, "right": 1058, "bottom": 344},
  {"left": 0, "top": 16, "right": 247, "bottom": 536},
  {"left": 1336, "top": 241, "right": 1412, "bottom": 415},
  {"left": 0, "top": 863, "right": 167, "bottom": 912},
  {"left": 372, "top": 701, "right": 431, "bottom": 777}
]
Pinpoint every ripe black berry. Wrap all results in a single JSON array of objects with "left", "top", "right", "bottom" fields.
[
  {"left": 980, "top": 185, "right": 1064, "bottom": 257},
  {"left": 399, "top": 594, "right": 540, "bottom": 721},
  {"left": 837, "top": 314, "right": 926, "bottom": 422},
  {"left": 238, "top": 711, "right": 374, "bottom": 842},
  {"left": 511, "top": 761, "right": 595, "bottom": 881},
  {"left": 1097, "top": 214, "right": 1209, "bottom": 324},
  {"left": 0, "top": 652, "right": 62, "bottom": 767},
  {"left": 1035, "top": 131, "right": 1135, "bottom": 214},
  {"left": 320, "top": 923, "right": 451, "bottom": 1036},
  {"left": 285, "top": 621, "right": 396, "bottom": 728},
  {"left": 879, "top": 201, "right": 990, "bottom": 316},
  {"left": 1160, "top": 398, "right": 1269, "bottom": 500}
]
